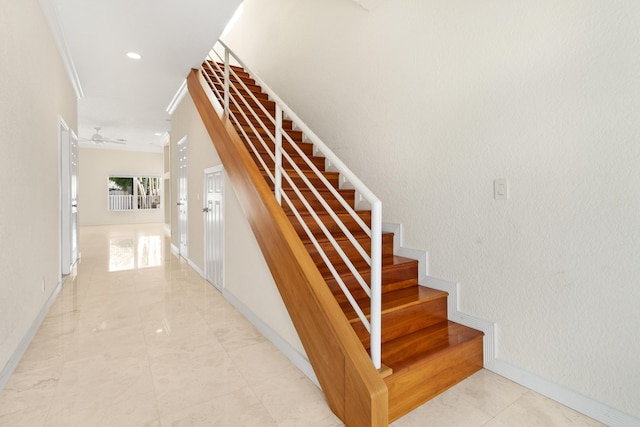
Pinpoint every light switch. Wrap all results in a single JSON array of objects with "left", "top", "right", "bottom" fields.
[{"left": 494, "top": 179, "right": 508, "bottom": 200}]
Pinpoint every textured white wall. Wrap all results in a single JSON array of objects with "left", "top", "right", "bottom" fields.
[
  {"left": 170, "top": 93, "right": 304, "bottom": 355},
  {"left": 0, "top": 0, "right": 77, "bottom": 376},
  {"left": 224, "top": 0, "right": 640, "bottom": 418},
  {"left": 78, "top": 148, "right": 163, "bottom": 225}
]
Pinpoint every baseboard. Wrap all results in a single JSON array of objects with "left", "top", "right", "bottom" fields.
[
  {"left": 187, "top": 258, "right": 204, "bottom": 278},
  {"left": 382, "top": 222, "right": 428, "bottom": 279},
  {"left": 0, "top": 279, "right": 62, "bottom": 392},
  {"left": 170, "top": 243, "right": 179, "bottom": 255},
  {"left": 163, "top": 224, "right": 171, "bottom": 237},
  {"left": 385, "top": 220, "right": 637, "bottom": 427},
  {"left": 485, "top": 358, "right": 639, "bottom": 427},
  {"left": 222, "top": 289, "right": 319, "bottom": 387},
  {"left": 421, "top": 275, "right": 496, "bottom": 364},
  {"left": 419, "top": 275, "right": 637, "bottom": 427},
  {"left": 180, "top": 254, "right": 319, "bottom": 388}
]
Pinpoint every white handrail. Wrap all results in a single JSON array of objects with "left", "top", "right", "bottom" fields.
[
  {"left": 201, "top": 41, "right": 383, "bottom": 370},
  {"left": 216, "top": 41, "right": 380, "bottom": 205}
]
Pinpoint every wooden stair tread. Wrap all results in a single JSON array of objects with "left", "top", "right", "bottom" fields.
[
  {"left": 303, "top": 229, "right": 391, "bottom": 245},
  {"left": 382, "top": 321, "right": 483, "bottom": 375},
  {"left": 290, "top": 209, "right": 370, "bottom": 220},
  {"left": 319, "top": 254, "right": 416, "bottom": 273},
  {"left": 341, "top": 286, "right": 447, "bottom": 320},
  {"left": 321, "top": 256, "right": 419, "bottom": 299}
]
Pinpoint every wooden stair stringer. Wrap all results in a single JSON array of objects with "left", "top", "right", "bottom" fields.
[
  {"left": 187, "top": 69, "right": 388, "bottom": 427},
  {"left": 195, "top": 62, "right": 485, "bottom": 425}
]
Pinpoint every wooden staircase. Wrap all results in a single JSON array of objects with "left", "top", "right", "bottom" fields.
[{"left": 194, "top": 63, "right": 483, "bottom": 425}]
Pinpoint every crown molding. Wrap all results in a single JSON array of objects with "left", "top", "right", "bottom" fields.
[
  {"left": 38, "top": 0, "right": 84, "bottom": 99},
  {"left": 166, "top": 79, "right": 188, "bottom": 115}
]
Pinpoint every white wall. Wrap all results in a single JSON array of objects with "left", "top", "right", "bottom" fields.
[
  {"left": 170, "top": 92, "right": 304, "bottom": 355},
  {"left": 223, "top": 0, "right": 640, "bottom": 420},
  {"left": 78, "top": 147, "right": 163, "bottom": 225},
  {"left": 0, "top": 0, "right": 77, "bottom": 382}
]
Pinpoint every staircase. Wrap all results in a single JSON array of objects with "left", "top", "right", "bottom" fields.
[{"left": 191, "top": 55, "right": 483, "bottom": 425}]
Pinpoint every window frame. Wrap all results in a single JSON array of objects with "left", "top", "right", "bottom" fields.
[{"left": 107, "top": 174, "right": 162, "bottom": 211}]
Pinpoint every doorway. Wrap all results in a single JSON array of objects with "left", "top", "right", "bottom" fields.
[
  {"left": 177, "top": 137, "right": 188, "bottom": 258},
  {"left": 60, "top": 117, "right": 79, "bottom": 275},
  {"left": 203, "top": 166, "right": 224, "bottom": 291}
]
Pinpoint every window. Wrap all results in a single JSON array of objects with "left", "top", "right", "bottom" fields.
[{"left": 108, "top": 175, "right": 161, "bottom": 211}]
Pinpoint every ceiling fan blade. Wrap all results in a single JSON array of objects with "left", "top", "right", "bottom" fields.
[{"left": 80, "top": 128, "right": 127, "bottom": 145}]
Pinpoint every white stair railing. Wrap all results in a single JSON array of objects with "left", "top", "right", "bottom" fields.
[{"left": 199, "top": 40, "right": 383, "bottom": 370}]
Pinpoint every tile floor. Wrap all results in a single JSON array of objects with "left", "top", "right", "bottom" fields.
[{"left": 0, "top": 224, "right": 605, "bottom": 426}]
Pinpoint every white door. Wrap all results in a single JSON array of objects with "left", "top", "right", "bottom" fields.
[
  {"left": 204, "top": 166, "right": 224, "bottom": 290},
  {"left": 59, "top": 118, "right": 78, "bottom": 275},
  {"left": 177, "top": 138, "right": 188, "bottom": 258},
  {"left": 70, "top": 131, "right": 79, "bottom": 264}
]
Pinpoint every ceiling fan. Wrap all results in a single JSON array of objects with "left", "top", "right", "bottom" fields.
[{"left": 80, "top": 127, "right": 127, "bottom": 145}]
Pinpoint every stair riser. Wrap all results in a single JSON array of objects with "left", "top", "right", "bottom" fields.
[
  {"left": 211, "top": 67, "right": 254, "bottom": 83},
  {"left": 283, "top": 197, "right": 353, "bottom": 215},
  {"left": 216, "top": 92, "right": 275, "bottom": 114},
  {"left": 238, "top": 124, "right": 304, "bottom": 142},
  {"left": 206, "top": 84, "right": 277, "bottom": 118},
  {"left": 208, "top": 80, "right": 265, "bottom": 104},
  {"left": 245, "top": 136, "right": 313, "bottom": 156},
  {"left": 325, "top": 261, "right": 418, "bottom": 301},
  {"left": 210, "top": 80, "right": 267, "bottom": 100},
  {"left": 385, "top": 335, "right": 483, "bottom": 422},
  {"left": 241, "top": 97, "right": 275, "bottom": 113},
  {"left": 251, "top": 152, "right": 326, "bottom": 172},
  {"left": 304, "top": 233, "right": 394, "bottom": 264},
  {"left": 352, "top": 297, "right": 448, "bottom": 348},
  {"left": 267, "top": 172, "right": 339, "bottom": 191},
  {"left": 289, "top": 211, "right": 371, "bottom": 239},
  {"left": 208, "top": 68, "right": 257, "bottom": 86},
  {"left": 282, "top": 189, "right": 356, "bottom": 212},
  {"left": 232, "top": 110, "right": 296, "bottom": 132},
  {"left": 234, "top": 114, "right": 299, "bottom": 134}
]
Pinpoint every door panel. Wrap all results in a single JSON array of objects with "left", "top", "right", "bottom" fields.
[
  {"left": 204, "top": 167, "right": 224, "bottom": 290},
  {"left": 178, "top": 139, "right": 188, "bottom": 258},
  {"left": 70, "top": 131, "right": 79, "bottom": 264},
  {"left": 60, "top": 118, "right": 78, "bottom": 275}
]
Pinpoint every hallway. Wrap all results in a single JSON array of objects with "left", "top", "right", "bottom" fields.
[{"left": 0, "top": 224, "right": 603, "bottom": 426}]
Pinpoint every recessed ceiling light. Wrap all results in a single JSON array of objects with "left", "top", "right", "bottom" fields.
[
  {"left": 154, "top": 132, "right": 163, "bottom": 136},
  {"left": 126, "top": 52, "right": 142, "bottom": 60}
]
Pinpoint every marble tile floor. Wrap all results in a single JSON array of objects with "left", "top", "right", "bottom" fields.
[{"left": 0, "top": 224, "right": 605, "bottom": 427}]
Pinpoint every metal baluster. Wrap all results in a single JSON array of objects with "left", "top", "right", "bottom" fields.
[
  {"left": 223, "top": 49, "right": 230, "bottom": 115},
  {"left": 275, "top": 104, "right": 283, "bottom": 205},
  {"left": 369, "top": 201, "right": 382, "bottom": 369}
]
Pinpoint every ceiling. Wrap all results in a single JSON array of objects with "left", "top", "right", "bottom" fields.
[{"left": 42, "top": 0, "right": 242, "bottom": 152}]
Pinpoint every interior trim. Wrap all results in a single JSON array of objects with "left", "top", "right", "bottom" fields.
[
  {"left": 0, "top": 279, "right": 62, "bottom": 392},
  {"left": 38, "top": 0, "right": 84, "bottom": 99}
]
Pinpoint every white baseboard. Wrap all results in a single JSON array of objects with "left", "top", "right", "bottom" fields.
[
  {"left": 386, "top": 221, "right": 637, "bottom": 427},
  {"left": 382, "top": 222, "right": 428, "bottom": 279},
  {"left": 170, "top": 243, "right": 179, "bottom": 255},
  {"left": 222, "top": 289, "right": 319, "bottom": 387},
  {"left": 486, "top": 358, "right": 639, "bottom": 427},
  {"left": 187, "top": 258, "right": 204, "bottom": 278},
  {"left": 180, "top": 253, "right": 319, "bottom": 388},
  {"left": 163, "top": 224, "right": 171, "bottom": 237},
  {"left": 0, "top": 279, "right": 62, "bottom": 392},
  {"left": 422, "top": 275, "right": 496, "bottom": 364}
]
